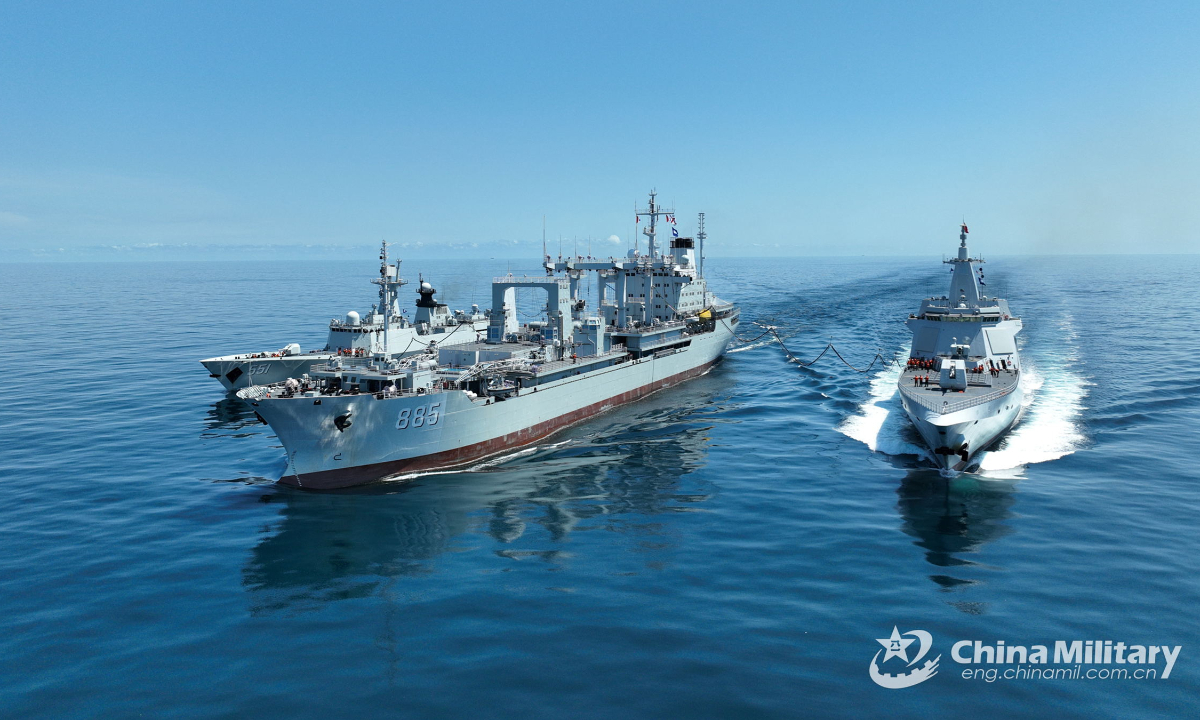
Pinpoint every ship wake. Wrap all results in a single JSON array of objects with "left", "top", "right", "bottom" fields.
[
  {"left": 380, "top": 440, "right": 576, "bottom": 483},
  {"left": 977, "top": 357, "right": 1089, "bottom": 478},
  {"left": 838, "top": 351, "right": 931, "bottom": 460}
]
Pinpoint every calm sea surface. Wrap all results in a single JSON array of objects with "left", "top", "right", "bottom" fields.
[{"left": 2, "top": 255, "right": 1198, "bottom": 718}]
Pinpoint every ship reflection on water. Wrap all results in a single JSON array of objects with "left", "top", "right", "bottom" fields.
[
  {"left": 242, "top": 375, "right": 731, "bottom": 611},
  {"left": 201, "top": 394, "right": 261, "bottom": 436},
  {"left": 895, "top": 471, "right": 1017, "bottom": 613}
]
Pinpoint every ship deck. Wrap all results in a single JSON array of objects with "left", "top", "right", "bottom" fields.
[
  {"left": 898, "top": 366, "right": 1020, "bottom": 414},
  {"left": 441, "top": 342, "right": 632, "bottom": 380}
]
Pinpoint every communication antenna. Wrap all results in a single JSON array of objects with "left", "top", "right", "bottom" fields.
[{"left": 696, "top": 212, "right": 706, "bottom": 279}]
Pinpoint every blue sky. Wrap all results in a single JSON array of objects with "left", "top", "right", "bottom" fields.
[{"left": 2, "top": 1, "right": 1198, "bottom": 259}]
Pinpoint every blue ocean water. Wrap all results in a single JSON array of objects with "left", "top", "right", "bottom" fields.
[{"left": 2, "top": 255, "right": 1198, "bottom": 718}]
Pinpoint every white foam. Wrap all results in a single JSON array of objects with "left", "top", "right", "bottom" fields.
[
  {"left": 838, "top": 351, "right": 932, "bottom": 459},
  {"left": 728, "top": 339, "right": 775, "bottom": 354},
  {"left": 382, "top": 439, "right": 575, "bottom": 482},
  {"left": 977, "top": 362, "right": 1089, "bottom": 477}
]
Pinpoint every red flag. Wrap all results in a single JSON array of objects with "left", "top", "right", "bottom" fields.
[
  {"left": 636, "top": 216, "right": 640, "bottom": 223},
  {"left": 961, "top": 223, "right": 969, "bottom": 234}
]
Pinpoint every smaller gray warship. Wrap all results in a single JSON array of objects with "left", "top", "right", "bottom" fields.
[{"left": 200, "top": 243, "right": 489, "bottom": 390}]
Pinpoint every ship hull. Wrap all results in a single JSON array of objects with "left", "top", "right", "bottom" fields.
[
  {"left": 900, "top": 378, "right": 1026, "bottom": 471},
  {"left": 202, "top": 355, "right": 333, "bottom": 391},
  {"left": 281, "top": 357, "right": 720, "bottom": 490},
  {"left": 249, "top": 326, "right": 733, "bottom": 489}
]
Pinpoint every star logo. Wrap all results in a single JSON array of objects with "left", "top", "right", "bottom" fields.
[
  {"left": 877, "top": 626, "right": 916, "bottom": 663},
  {"left": 868, "top": 627, "right": 940, "bottom": 689}
]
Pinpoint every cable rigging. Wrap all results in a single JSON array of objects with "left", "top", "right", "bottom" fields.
[{"left": 723, "top": 320, "right": 902, "bottom": 374}]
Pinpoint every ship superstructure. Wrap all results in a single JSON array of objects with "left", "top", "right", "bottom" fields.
[
  {"left": 898, "top": 224, "right": 1026, "bottom": 471},
  {"left": 200, "top": 243, "right": 489, "bottom": 390},
  {"left": 239, "top": 192, "right": 738, "bottom": 489}
]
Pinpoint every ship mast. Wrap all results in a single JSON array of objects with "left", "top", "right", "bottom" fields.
[
  {"left": 697, "top": 212, "right": 707, "bottom": 308},
  {"left": 372, "top": 240, "right": 407, "bottom": 354},
  {"left": 543, "top": 215, "right": 551, "bottom": 275},
  {"left": 636, "top": 189, "right": 674, "bottom": 259},
  {"left": 944, "top": 222, "right": 982, "bottom": 309},
  {"left": 380, "top": 241, "right": 390, "bottom": 354}
]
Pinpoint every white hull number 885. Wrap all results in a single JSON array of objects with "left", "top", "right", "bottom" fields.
[{"left": 398, "top": 401, "right": 442, "bottom": 430}]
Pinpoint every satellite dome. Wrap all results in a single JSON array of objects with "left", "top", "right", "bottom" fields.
[
  {"left": 346, "top": 310, "right": 361, "bottom": 326},
  {"left": 420, "top": 281, "right": 433, "bottom": 292}
]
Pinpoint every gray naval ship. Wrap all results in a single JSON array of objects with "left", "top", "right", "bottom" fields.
[
  {"left": 898, "top": 224, "right": 1026, "bottom": 471},
  {"left": 200, "top": 243, "right": 489, "bottom": 390},
  {"left": 238, "top": 192, "right": 738, "bottom": 489}
]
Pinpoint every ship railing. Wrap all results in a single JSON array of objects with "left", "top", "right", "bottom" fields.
[
  {"left": 309, "top": 360, "right": 438, "bottom": 378},
  {"left": 373, "top": 384, "right": 454, "bottom": 400},
  {"left": 899, "top": 380, "right": 1017, "bottom": 415},
  {"left": 311, "top": 361, "right": 391, "bottom": 372},
  {"left": 491, "top": 275, "right": 568, "bottom": 284},
  {"left": 611, "top": 319, "right": 689, "bottom": 334},
  {"left": 901, "top": 367, "right": 997, "bottom": 389}
]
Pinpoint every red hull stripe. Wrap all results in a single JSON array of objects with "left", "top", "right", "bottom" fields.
[{"left": 281, "top": 358, "right": 721, "bottom": 490}]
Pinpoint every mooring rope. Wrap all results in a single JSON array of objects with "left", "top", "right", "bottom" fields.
[{"left": 724, "top": 320, "right": 902, "bottom": 374}]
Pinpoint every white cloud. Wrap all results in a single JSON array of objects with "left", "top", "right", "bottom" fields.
[
  {"left": 607, "top": 234, "right": 621, "bottom": 244},
  {"left": 0, "top": 211, "right": 31, "bottom": 225}
]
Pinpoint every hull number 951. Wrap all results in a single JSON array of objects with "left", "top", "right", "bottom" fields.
[{"left": 398, "top": 401, "right": 442, "bottom": 429}]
